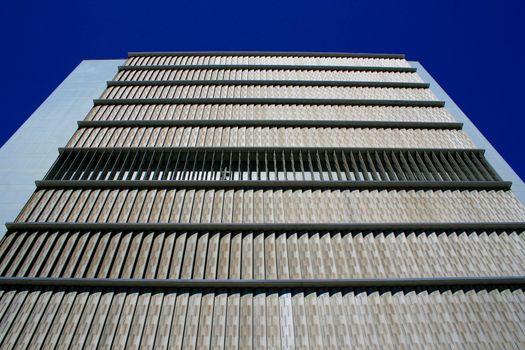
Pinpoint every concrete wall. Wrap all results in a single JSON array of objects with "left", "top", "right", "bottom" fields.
[{"left": 0, "top": 59, "right": 124, "bottom": 235}]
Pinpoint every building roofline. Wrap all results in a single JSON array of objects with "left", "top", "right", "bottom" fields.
[{"left": 128, "top": 51, "right": 406, "bottom": 59}]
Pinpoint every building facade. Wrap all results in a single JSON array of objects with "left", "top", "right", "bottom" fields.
[{"left": 0, "top": 52, "right": 524, "bottom": 348}]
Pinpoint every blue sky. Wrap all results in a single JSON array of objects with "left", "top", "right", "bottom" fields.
[{"left": 1, "top": 0, "right": 524, "bottom": 178}]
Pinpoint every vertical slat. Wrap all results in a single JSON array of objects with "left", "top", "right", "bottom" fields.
[
  {"left": 138, "top": 291, "right": 162, "bottom": 348},
  {"left": 69, "top": 290, "right": 102, "bottom": 349},
  {"left": 120, "top": 232, "right": 143, "bottom": 279},
  {"left": 112, "top": 290, "right": 139, "bottom": 349},
  {"left": 211, "top": 291, "right": 227, "bottom": 349},
  {"left": 225, "top": 290, "right": 240, "bottom": 349},
  {"left": 455, "top": 152, "right": 478, "bottom": 180},
  {"left": 438, "top": 152, "right": 461, "bottom": 181},
  {"left": 372, "top": 151, "right": 388, "bottom": 181},
  {"left": 279, "top": 290, "right": 295, "bottom": 349},
  {"left": 406, "top": 152, "right": 425, "bottom": 181},
  {"left": 194, "top": 291, "right": 214, "bottom": 350},
  {"left": 414, "top": 151, "right": 434, "bottom": 181},
  {"left": 182, "top": 290, "right": 202, "bottom": 349},
  {"left": 460, "top": 152, "right": 483, "bottom": 180},
  {"left": 143, "top": 232, "right": 164, "bottom": 279},
  {"left": 365, "top": 151, "right": 380, "bottom": 181},
  {"left": 39, "top": 289, "right": 77, "bottom": 348},
  {"left": 115, "top": 149, "right": 135, "bottom": 181},
  {"left": 446, "top": 151, "right": 469, "bottom": 181},
  {"left": 348, "top": 151, "right": 361, "bottom": 181},
  {"left": 291, "top": 291, "right": 309, "bottom": 348},
  {"left": 390, "top": 151, "right": 407, "bottom": 181},
  {"left": 64, "top": 150, "right": 89, "bottom": 181},
  {"left": 239, "top": 291, "right": 253, "bottom": 349},
  {"left": 168, "top": 232, "right": 187, "bottom": 279},
  {"left": 381, "top": 151, "right": 398, "bottom": 181},
  {"left": 83, "top": 290, "right": 113, "bottom": 348},
  {"left": 89, "top": 149, "right": 109, "bottom": 180},
  {"left": 4, "top": 232, "right": 40, "bottom": 277},
  {"left": 253, "top": 232, "right": 265, "bottom": 280},
  {"left": 26, "top": 289, "right": 64, "bottom": 347},
  {"left": 357, "top": 151, "right": 371, "bottom": 181},
  {"left": 340, "top": 151, "right": 354, "bottom": 181},
  {"left": 98, "top": 149, "right": 118, "bottom": 180},
  {"left": 44, "top": 151, "right": 72, "bottom": 180},
  {"left": 161, "top": 149, "right": 174, "bottom": 180},
  {"left": 1, "top": 289, "right": 40, "bottom": 349},
  {"left": 26, "top": 231, "right": 58, "bottom": 277},
  {"left": 266, "top": 291, "right": 281, "bottom": 350},
  {"left": 108, "top": 232, "right": 132, "bottom": 278},
  {"left": 0, "top": 234, "right": 19, "bottom": 272},
  {"left": 429, "top": 152, "right": 449, "bottom": 181},
  {"left": 304, "top": 290, "right": 323, "bottom": 348},
  {"left": 106, "top": 150, "right": 127, "bottom": 181},
  {"left": 78, "top": 151, "right": 99, "bottom": 181},
  {"left": 152, "top": 290, "right": 177, "bottom": 349},
  {"left": 471, "top": 153, "right": 496, "bottom": 181},
  {"left": 253, "top": 290, "right": 267, "bottom": 349},
  {"left": 397, "top": 151, "right": 416, "bottom": 180},
  {"left": 125, "top": 150, "right": 142, "bottom": 181}
]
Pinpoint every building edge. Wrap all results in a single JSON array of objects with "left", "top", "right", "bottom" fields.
[
  {"left": 0, "top": 59, "right": 124, "bottom": 236},
  {"left": 411, "top": 61, "right": 525, "bottom": 207}
]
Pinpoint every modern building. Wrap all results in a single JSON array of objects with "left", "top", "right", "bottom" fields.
[{"left": 0, "top": 52, "right": 524, "bottom": 348}]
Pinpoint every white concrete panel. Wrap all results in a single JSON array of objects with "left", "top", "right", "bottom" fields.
[{"left": 0, "top": 59, "right": 124, "bottom": 235}]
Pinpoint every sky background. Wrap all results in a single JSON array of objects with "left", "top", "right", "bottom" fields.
[{"left": 1, "top": 0, "right": 524, "bottom": 178}]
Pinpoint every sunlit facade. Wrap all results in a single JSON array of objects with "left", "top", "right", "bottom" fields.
[{"left": 0, "top": 52, "right": 524, "bottom": 348}]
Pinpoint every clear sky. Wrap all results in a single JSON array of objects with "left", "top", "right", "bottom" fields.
[{"left": 1, "top": 0, "right": 524, "bottom": 179}]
